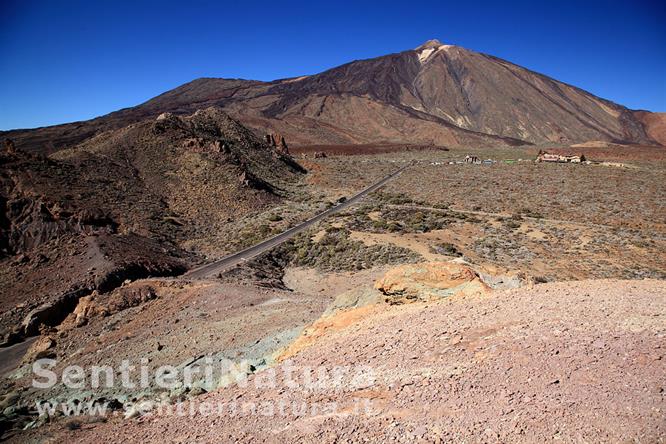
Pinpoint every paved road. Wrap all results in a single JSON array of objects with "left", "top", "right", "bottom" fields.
[
  {"left": 186, "top": 163, "right": 411, "bottom": 279},
  {"left": 0, "top": 336, "right": 38, "bottom": 377}
]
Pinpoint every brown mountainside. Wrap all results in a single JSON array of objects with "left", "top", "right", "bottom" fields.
[
  {"left": 0, "top": 108, "right": 304, "bottom": 344},
  {"left": 633, "top": 111, "right": 666, "bottom": 146},
  {"left": 2, "top": 40, "right": 662, "bottom": 153},
  {"left": 1, "top": 106, "right": 304, "bottom": 258}
]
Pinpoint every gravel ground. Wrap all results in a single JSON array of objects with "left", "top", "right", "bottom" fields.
[{"left": 23, "top": 279, "right": 665, "bottom": 443}]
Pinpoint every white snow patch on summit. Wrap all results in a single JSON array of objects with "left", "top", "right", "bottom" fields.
[
  {"left": 417, "top": 45, "right": 454, "bottom": 64},
  {"left": 418, "top": 48, "right": 436, "bottom": 63}
]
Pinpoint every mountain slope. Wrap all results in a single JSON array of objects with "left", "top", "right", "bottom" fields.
[
  {"left": 0, "top": 108, "right": 304, "bottom": 344},
  {"left": 633, "top": 111, "right": 666, "bottom": 146},
  {"left": 2, "top": 40, "right": 661, "bottom": 152},
  {"left": 229, "top": 39, "right": 650, "bottom": 145}
]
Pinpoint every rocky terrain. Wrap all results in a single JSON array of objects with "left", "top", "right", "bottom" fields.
[
  {"left": 11, "top": 273, "right": 665, "bottom": 443},
  {"left": 1, "top": 130, "right": 664, "bottom": 440},
  {"left": 302, "top": 147, "right": 666, "bottom": 281},
  {"left": 0, "top": 108, "right": 305, "bottom": 348},
  {"left": 0, "top": 39, "right": 665, "bottom": 444},
  {"left": 3, "top": 40, "right": 664, "bottom": 154},
  {"left": 634, "top": 111, "right": 666, "bottom": 146}
]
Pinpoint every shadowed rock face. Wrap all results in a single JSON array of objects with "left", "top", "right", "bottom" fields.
[{"left": 2, "top": 41, "right": 661, "bottom": 153}]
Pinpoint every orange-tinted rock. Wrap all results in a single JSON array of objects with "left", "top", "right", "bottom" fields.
[
  {"left": 21, "top": 335, "right": 56, "bottom": 363},
  {"left": 266, "top": 133, "right": 290, "bottom": 155},
  {"left": 375, "top": 261, "right": 491, "bottom": 303}
]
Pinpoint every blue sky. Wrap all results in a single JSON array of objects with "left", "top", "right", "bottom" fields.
[{"left": 1, "top": 0, "right": 664, "bottom": 130}]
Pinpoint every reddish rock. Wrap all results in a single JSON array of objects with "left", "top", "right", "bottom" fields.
[{"left": 265, "top": 133, "right": 290, "bottom": 155}]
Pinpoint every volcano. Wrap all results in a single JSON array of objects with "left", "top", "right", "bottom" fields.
[{"left": 3, "top": 39, "right": 664, "bottom": 153}]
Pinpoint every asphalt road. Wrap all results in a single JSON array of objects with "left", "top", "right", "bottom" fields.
[
  {"left": 0, "top": 336, "right": 38, "bottom": 377},
  {"left": 186, "top": 162, "right": 411, "bottom": 279}
]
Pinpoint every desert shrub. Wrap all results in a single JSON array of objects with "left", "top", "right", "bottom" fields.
[
  {"left": 348, "top": 206, "right": 461, "bottom": 234},
  {"left": 520, "top": 208, "right": 544, "bottom": 219},
  {"left": 387, "top": 194, "right": 413, "bottom": 205},
  {"left": 533, "top": 276, "right": 549, "bottom": 284},
  {"left": 372, "top": 220, "right": 389, "bottom": 230},
  {"left": 65, "top": 420, "right": 82, "bottom": 430},
  {"left": 387, "top": 222, "right": 403, "bottom": 232},
  {"left": 371, "top": 191, "right": 414, "bottom": 205},
  {"left": 430, "top": 242, "right": 463, "bottom": 257},
  {"left": 236, "top": 223, "right": 276, "bottom": 248},
  {"left": 279, "top": 227, "right": 420, "bottom": 271}
]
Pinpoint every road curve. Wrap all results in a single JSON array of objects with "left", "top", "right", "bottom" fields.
[{"left": 186, "top": 162, "right": 411, "bottom": 279}]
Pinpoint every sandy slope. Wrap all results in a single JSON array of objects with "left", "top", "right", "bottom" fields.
[{"left": 29, "top": 279, "right": 665, "bottom": 443}]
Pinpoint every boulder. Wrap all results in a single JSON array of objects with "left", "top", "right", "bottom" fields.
[
  {"left": 22, "top": 302, "right": 64, "bottom": 336},
  {"left": 64, "top": 284, "right": 157, "bottom": 329},
  {"left": 1, "top": 327, "right": 24, "bottom": 347},
  {"left": 70, "top": 294, "right": 101, "bottom": 327},
  {"left": 152, "top": 113, "right": 182, "bottom": 133},
  {"left": 21, "top": 336, "right": 56, "bottom": 363},
  {"left": 375, "top": 261, "right": 491, "bottom": 303},
  {"left": 155, "top": 112, "right": 173, "bottom": 121},
  {"left": 110, "top": 284, "right": 156, "bottom": 312}
]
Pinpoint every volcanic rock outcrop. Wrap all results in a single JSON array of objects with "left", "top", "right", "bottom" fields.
[
  {"left": 265, "top": 133, "right": 290, "bottom": 155},
  {"left": 3, "top": 139, "right": 16, "bottom": 155},
  {"left": 280, "top": 261, "right": 493, "bottom": 360},
  {"left": 375, "top": 261, "right": 491, "bottom": 303}
]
